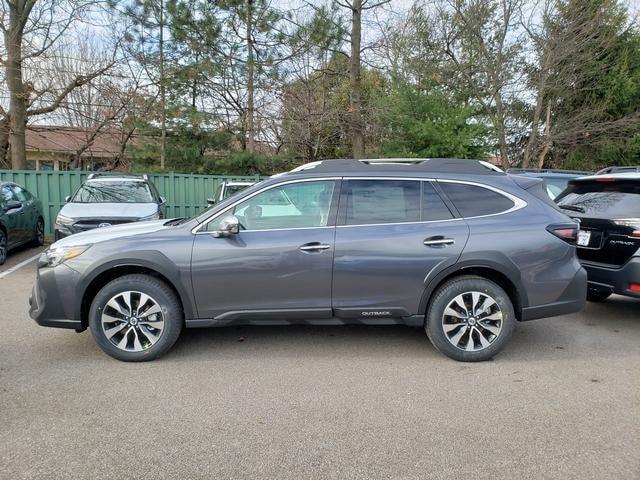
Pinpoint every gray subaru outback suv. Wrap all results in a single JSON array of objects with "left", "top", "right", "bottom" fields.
[{"left": 29, "top": 159, "right": 587, "bottom": 362}]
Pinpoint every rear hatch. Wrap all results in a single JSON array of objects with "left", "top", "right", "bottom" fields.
[{"left": 556, "top": 176, "right": 640, "bottom": 266}]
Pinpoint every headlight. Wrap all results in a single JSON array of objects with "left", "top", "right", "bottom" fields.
[
  {"left": 55, "top": 214, "right": 74, "bottom": 227},
  {"left": 140, "top": 212, "right": 160, "bottom": 221},
  {"left": 40, "top": 245, "right": 91, "bottom": 268}
]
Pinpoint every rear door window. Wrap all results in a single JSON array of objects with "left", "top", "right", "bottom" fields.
[
  {"left": 556, "top": 179, "right": 640, "bottom": 219},
  {"left": 423, "top": 182, "right": 454, "bottom": 221},
  {"left": 342, "top": 180, "right": 420, "bottom": 225},
  {"left": 439, "top": 182, "right": 514, "bottom": 217}
]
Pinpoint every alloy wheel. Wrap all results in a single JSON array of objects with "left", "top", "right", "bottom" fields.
[
  {"left": 441, "top": 291, "right": 503, "bottom": 352},
  {"left": 101, "top": 291, "right": 165, "bottom": 352}
]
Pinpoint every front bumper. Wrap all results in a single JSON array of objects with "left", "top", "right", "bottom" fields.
[
  {"left": 29, "top": 263, "right": 84, "bottom": 330},
  {"left": 582, "top": 256, "right": 640, "bottom": 298}
]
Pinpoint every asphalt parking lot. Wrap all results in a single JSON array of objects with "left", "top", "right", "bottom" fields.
[{"left": 0, "top": 252, "right": 639, "bottom": 480}]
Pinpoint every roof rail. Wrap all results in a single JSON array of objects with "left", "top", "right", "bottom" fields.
[
  {"left": 596, "top": 166, "right": 640, "bottom": 175},
  {"left": 288, "top": 158, "right": 504, "bottom": 175},
  {"left": 507, "top": 168, "right": 592, "bottom": 175}
]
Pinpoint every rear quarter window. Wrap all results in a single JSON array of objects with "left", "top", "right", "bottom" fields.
[{"left": 439, "top": 182, "right": 514, "bottom": 217}]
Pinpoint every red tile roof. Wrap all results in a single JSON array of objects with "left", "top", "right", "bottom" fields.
[{"left": 25, "top": 126, "right": 138, "bottom": 158}]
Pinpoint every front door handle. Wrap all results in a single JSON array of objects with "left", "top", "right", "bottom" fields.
[
  {"left": 299, "top": 242, "right": 331, "bottom": 252},
  {"left": 423, "top": 236, "right": 455, "bottom": 247}
]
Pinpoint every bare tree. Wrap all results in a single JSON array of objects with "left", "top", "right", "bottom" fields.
[
  {"left": 522, "top": 0, "right": 640, "bottom": 167},
  {"left": 417, "top": 0, "right": 525, "bottom": 168},
  {"left": 0, "top": 0, "right": 117, "bottom": 168}
]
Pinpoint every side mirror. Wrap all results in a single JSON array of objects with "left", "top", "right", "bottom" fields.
[
  {"left": 5, "top": 200, "right": 22, "bottom": 212},
  {"left": 64, "top": 195, "right": 71, "bottom": 203},
  {"left": 159, "top": 196, "right": 166, "bottom": 205},
  {"left": 207, "top": 197, "right": 216, "bottom": 205},
  {"left": 212, "top": 215, "right": 240, "bottom": 238}
]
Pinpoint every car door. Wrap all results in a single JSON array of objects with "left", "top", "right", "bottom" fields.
[
  {"left": 11, "top": 185, "right": 37, "bottom": 242},
  {"left": 191, "top": 178, "right": 340, "bottom": 322},
  {"left": 1, "top": 185, "right": 25, "bottom": 246},
  {"left": 331, "top": 179, "right": 470, "bottom": 321}
]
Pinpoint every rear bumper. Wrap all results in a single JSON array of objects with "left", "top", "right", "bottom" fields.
[
  {"left": 29, "top": 263, "right": 84, "bottom": 330},
  {"left": 583, "top": 256, "right": 640, "bottom": 298},
  {"left": 521, "top": 266, "right": 587, "bottom": 321}
]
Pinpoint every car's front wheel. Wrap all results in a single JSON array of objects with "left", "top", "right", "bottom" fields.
[
  {"left": 425, "top": 276, "right": 515, "bottom": 362},
  {"left": 89, "top": 274, "right": 183, "bottom": 361},
  {"left": 0, "top": 229, "right": 7, "bottom": 265},
  {"left": 33, "top": 217, "right": 44, "bottom": 247}
]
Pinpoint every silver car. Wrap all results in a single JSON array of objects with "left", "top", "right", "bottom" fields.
[
  {"left": 30, "top": 159, "right": 587, "bottom": 362},
  {"left": 54, "top": 174, "right": 166, "bottom": 240}
]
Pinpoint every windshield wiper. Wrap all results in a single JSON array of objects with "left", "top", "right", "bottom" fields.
[{"left": 558, "top": 205, "right": 585, "bottom": 213}]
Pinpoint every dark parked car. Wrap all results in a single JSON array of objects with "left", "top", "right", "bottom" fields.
[
  {"left": 507, "top": 168, "right": 592, "bottom": 200},
  {"left": 556, "top": 173, "right": 640, "bottom": 302},
  {"left": 54, "top": 174, "right": 166, "bottom": 240},
  {"left": 30, "top": 159, "right": 586, "bottom": 362},
  {"left": 0, "top": 182, "right": 44, "bottom": 265}
]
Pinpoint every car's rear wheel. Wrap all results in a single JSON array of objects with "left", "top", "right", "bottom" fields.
[
  {"left": 0, "top": 229, "right": 7, "bottom": 265},
  {"left": 33, "top": 217, "right": 44, "bottom": 246},
  {"left": 89, "top": 274, "right": 183, "bottom": 361},
  {"left": 425, "top": 276, "right": 515, "bottom": 362},
  {"left": 586, "top": 287, "right": 611, "bottom": 303}
]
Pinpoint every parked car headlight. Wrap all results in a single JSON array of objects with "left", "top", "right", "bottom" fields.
[
  {"left": 139, "top": 212, "right": 160, "bottom": 221},
  {"left": 40, "top": 245, "right": 91, "bottom": 268},
  {"left": 55, "top": 214, "right": 74, "bottom": 227}
]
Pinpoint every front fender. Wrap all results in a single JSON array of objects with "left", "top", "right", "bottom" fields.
[{"left": 72, "top": 249, "right": 196, "bottom": 320}]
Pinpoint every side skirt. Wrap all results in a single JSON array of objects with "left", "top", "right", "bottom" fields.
[{"left": 185, "top": 313, "right": 425, "bottom": 328}]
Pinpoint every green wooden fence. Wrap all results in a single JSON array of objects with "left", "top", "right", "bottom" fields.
[{"left": 0, "top": 170, "right": 264, "bottom": 236}]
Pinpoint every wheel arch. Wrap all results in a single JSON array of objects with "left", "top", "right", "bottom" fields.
[
  {"left": 419, "top": 260, "right": 527, "bottom": 322},
  {"left": 78, "top": 259, "right": 195, "bottom": 328}
]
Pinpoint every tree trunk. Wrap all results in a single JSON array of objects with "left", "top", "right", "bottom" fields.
[
  {"left": 5, "top": 16, "right": 28, "bottom": 170},
  {"left": 536, "top": 102, "right": 552, "bottom": 168},
  {"left": 159, "top": 0, "right": 166, "bottom": 170},
  {"left": 246, "top": 0, "right": 255, "bottom": 153},
  {"left": 0, "top": 117, "right": 10, "bottom": 168},
  {"left": 349, "top": 0, "right": 365, "bottom": 159},
  {"left": 493, "top": 96, "right": 509, "bottom": 169}
]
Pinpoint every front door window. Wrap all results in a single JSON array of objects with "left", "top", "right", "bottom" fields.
[{"left": 207, "top": 180, "right": 336, "bottom": 232}]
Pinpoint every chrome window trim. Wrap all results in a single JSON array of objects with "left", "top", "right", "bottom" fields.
[
  {"left": 192, "top": 177, "right": 341, "bottom": 234},
  {"left": 193, "top": 176, "right": 527, "bottom": 234}
]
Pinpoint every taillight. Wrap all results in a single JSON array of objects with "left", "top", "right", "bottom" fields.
[
  {"left": 613, "top": 219, "right": 640, "bottom": 237},
  {"left": 629, "top": 283, "right": 640, "bottom": 293},
  {"left": 547, "top": 224, "right": 578, "bottom": 244}
]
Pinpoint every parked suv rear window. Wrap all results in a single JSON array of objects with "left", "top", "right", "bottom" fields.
[
  {"left": 344, "top": 180, "right": 420, "bottom": 225},
  {"left": 556, "top": 179, "right": 640, "bottom": 218},
  {"left": 439, "top": 182, "right": 514, "bottom": 217}
]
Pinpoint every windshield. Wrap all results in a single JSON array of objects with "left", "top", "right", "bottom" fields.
[
  {"left": 556, "top": 179, "right": 640, "bottom": 218},
  {"left": 73, "top": 181, "right": 154, "bottom": 203}
]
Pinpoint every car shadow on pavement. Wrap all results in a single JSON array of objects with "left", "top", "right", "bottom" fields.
[{"left": 163, "top": 295, "right": 639, "bottom": 363}]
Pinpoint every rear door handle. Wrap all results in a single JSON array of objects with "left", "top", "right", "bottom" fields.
[
  {"left": 299, "top": 242, "right": 331, "bottom": 252},
  {"left": 423, "top": 236, "right": 455, "bottom": 247}
]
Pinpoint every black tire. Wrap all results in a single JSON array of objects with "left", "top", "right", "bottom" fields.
[
  {"left": 0, "top": 229, "right": 7, "bottom": 265},
  {"left": 586, "top": 288, "right": 611, "bottom": 303},
  {"left": 89, "top": 274, "right": 183, "bottom": 362},
  {"left": 32, "top": 217, "right": 45, "bottom": 247},
  {"left": 425, "top": 275, "right": 515, "bottom": 362}
]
